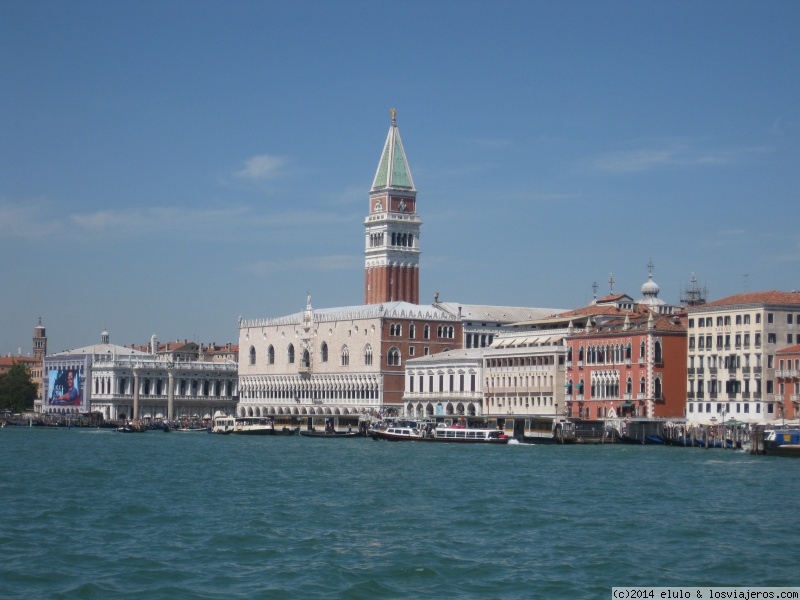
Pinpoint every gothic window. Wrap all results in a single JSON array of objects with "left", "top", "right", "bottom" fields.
[
  {"left": 654, "top": 377, "right": 662, "bottom": 399},
  {"left": 301, "top": 349, "right": 310, "bottom": 368},
  {"left": 287, "top": 344, "right": 295, "bottom": 364},
  {"left": 387, "top": 347, "right": 401, "bottom": 366},
  {"left": 654, "top": 341, "right": 663, "bottom": 364},
  {"left": 249, "top": 346, "right": 256, "bottom": 365},
  {"left": 321, "top": 342, "right": 328, "bottom": 363},
  {"left": 423, "top": 324, "right": 431, "bottom": 340},
  {"left": 409, "top": 324, "right": 416, "bottom": 339},
  {"left": 390, "top": 323, "right": 402, "bottom": 336},
  {"left": 640, "top": 377, "right": 646, "bottom": 394},
  {"left": 364, "top": 344, "right": 373, "bottom": 365},
  {"left": 626, "top": 377, "right": 632, "bottom": 394},
  {"left": 268, "top": 345, "right": 275, "bottom": 365},
  {"left": 341, "top": 346, "right": 349, "bottom": 366}
]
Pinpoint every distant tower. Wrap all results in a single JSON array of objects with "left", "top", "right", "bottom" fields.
[
  {"left": 33, "top": 318, "right": 47, "bottom": 401},
  {"left": 33, "top": 317, "right": 47, "bottom": 360},
  {"left": 364, "top": 108, "right": 421, "bottom": 304}
]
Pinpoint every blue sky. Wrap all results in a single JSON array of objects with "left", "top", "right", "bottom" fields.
[{"left": 2, "top": 0, "right": 799, "bottom": 356}]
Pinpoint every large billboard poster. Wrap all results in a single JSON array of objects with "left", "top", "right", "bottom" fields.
[{"left": 47, "top": 368, "right": 84, "bottom": 408}]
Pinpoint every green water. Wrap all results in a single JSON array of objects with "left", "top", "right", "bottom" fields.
[{"left": 1, "top": 428, "right": 797, "bottom": 599}]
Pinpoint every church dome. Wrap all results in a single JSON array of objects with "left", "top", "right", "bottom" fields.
[
  {"left": 638, "top": 273, "right": 665, "bottom": 306},
  {"left": 641, "top": 274, "right": 660, "bottom": 297}
]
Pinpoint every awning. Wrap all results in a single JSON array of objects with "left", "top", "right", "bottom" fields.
[{"left": 620, "top": 402, "right": 634, "bottom": 408}]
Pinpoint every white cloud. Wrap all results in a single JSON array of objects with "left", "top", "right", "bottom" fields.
[
  {"left": 234, "top": 154, "right": 288, "bottom": 180},
  {"left": 0, "top": 198, "right": 58, "bottom": 238},
  {"left": 240, "top": 254, "right": 359, "bottom": 276},
  {"left": 591, "top": 142, "right": 769, "bottom": 173}
]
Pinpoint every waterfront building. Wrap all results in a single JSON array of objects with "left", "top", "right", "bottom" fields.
[
  {"left": 43, "top": 328, "right": 238, "bottom": 422},
  {"left": 238, "top": 111, "right": 462, "bottom": 419},
  {"left": 775, "top": 345, "right": 800, "bottom": 421},
  {"left": 401, "top": 302, "right": 566, "bottom": 421},
  {"left": 483, "top": 330, "right": 567, "bottom": 419},
  {"left": 565, "top": 307, "right": 687, "bottom": 420},
  {"left": 561, "top": 269, "right": 688, "bottom": 420},
  {"left": 403, "top": 348, "right": 484, "bottom": 418},
  {"left": 238, "top": 296, "right": 461, "bottom": 418},
  {"left": 431, "top": 298, "right": 563, "bottom": 349},
  {"left": 685, "top": 290, "right": 800, "bottom": 424}
]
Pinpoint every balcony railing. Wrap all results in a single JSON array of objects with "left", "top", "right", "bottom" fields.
[{"left": 741, "top": 366, "right": 751, "bottom": 375}]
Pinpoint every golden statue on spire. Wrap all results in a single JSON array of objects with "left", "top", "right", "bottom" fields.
[{"left": 390, "top": 107, "right": 396, "bottom": 121}]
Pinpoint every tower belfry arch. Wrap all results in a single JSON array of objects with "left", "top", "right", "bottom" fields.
[{"left": 364, "top": 109, "right": 421, "bottom": 305}]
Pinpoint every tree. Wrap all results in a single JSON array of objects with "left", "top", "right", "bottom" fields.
[{"left": 0, "top": 362, "right": 37, "bottom": 413}]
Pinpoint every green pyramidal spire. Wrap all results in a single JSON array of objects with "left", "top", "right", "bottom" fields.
[{"left": 371, "top": 108, "right": 415, "bottom": 192}]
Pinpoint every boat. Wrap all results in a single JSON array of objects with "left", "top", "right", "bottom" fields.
[
  {"left": 116, "top": 422, "right": 146, "bottom": 433},
  {"left": 230, "top": 416, "right": 275, "bottom": 435},
  {"left": 211, "top": 416, "right": 235, "bottom": 434},
  {"left": 762, "top": 428, "right": 800, "bottom": 457},
  {"left": 272, "top": 415, "right": 302, "bottom": 436},
  {"left": 371, "top": 422, "right": 508, "bottom": 444},
  {"left": 509, "top": 417, "right": 576, "bottom": 444},
  {"left": 299, "top": 430, "right": 360, "bottom": 439}
]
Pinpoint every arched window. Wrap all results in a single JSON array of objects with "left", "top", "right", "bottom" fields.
[
  {"left": 654, "top": 341, "right": 663, "bottom": 364},
  {"left": 341, "top": 345, "right": 349, "bottom": 366},
  {"left": 287, "top": 344, "right": 295, "bottom": 364},
  {"left": 626, "top": 377, "right": 632, "bottom": 394},
  {"left": 423, "top": 324, "right": 430, "bottom": 340},
  {"left": 301, "top": 349, "right": 310, "bottom": 368},
  {"left": 249, "top": 346, "right": 256, "bottom": 365},
  {"left": 640, "top": 377, "right": 646, "bottom": 394},
  {"left": 321, "top": 342, "right": 328, "bottom": 363},
  {"left": 654, "top": 377, "right": 662, "bottom": 399},
  {"left": 268, "top": 345, "right": 275, "bottom": 365},
  {"left": 639, "top": 342, "right": 646, "bottom": 359},
  {"left": 387, "top": 347, "right": 401, "bottom": 367},
  {"left": 409, "top": 324, "right": 416, "bottom": 339},
  {"left": 364, "top": 344, "right": 373, "bottom": 365}
]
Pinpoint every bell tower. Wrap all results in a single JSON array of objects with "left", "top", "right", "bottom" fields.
[{"left": 364, "top": 108, "right": 421, "bottom": 304}]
